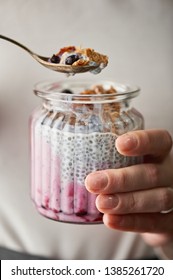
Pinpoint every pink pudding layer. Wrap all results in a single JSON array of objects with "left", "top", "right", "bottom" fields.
[{"left": 30, "top": 110, "right": 140, "bottom": 224}]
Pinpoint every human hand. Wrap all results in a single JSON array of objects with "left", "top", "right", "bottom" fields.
[{"left": 85, "top": 130, "right": 173, "bottom": 247}]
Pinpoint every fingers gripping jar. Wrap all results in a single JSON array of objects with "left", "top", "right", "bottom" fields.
[{"left": 30, "top": 80, "right": 144, "bottom": 224}]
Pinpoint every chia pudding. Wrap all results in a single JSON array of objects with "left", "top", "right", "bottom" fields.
[{"left": 30, "top": 80, "right": 144, "bottom": 223}]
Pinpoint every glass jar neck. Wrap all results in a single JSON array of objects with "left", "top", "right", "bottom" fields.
[{"left": 34, "top": 79, "right": 140, "bottom": 106}]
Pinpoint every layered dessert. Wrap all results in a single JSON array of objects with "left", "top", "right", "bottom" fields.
[
  {"left": 31, "top": 81, "right": 143, "bottom": 223},
  {"left": 49, "top": 46, "right": 108, "bottom": 74}
]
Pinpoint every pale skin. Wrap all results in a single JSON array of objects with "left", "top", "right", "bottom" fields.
[{"left": 85, "top": 129, "right": 173, "bottom": 249}]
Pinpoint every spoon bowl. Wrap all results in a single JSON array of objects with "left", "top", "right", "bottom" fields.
[
  {"left": 34, "top": 54, "right": 98, "bottom": 74},
  {"left": 0, "top": 35, "right": 99, "bottom": 74}
]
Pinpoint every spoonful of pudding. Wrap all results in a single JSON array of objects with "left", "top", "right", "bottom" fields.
[{"left": 0, "top": 35, "right": 108, "bottom": 74}]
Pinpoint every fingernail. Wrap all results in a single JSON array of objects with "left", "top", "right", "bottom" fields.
[
  {"left": 97, "top": 195, "right": 119, "bottom": 209},
  {"left": 85, "top": 172, "right": 108, "bottom": 192},
  {"left": 116, "top": 134, "right": 137, "bottom": 151}
]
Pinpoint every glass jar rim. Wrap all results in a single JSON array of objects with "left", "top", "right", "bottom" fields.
[{"left": 33, "top": 79, "right": 140, "bottom": 104}]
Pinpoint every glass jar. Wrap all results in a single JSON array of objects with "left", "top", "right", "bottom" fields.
[{"left": 30, "top": 79, "right": 144, "bottom": 224}]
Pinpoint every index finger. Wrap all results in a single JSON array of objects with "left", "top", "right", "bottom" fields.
[{"left": 116, "top": 129, "right": 172, "bottom": 158}]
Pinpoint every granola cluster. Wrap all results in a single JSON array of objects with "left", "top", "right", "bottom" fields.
[
  {"left": 61, "top": 84, "right": 120, "bottom": 126},
  {"left": 81, "top": 84, "right": 120, "bottom": 117},
  {"left": 80, "top": 84, "right": 116, "bottom": 95}
]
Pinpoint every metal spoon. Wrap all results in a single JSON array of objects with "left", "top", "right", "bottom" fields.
[{"left": 0, "top": 35, "right": 99, "bottom": 74}]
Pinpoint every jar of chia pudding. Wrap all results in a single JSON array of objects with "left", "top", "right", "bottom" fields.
[{"left": 30, "top": 79, "right": 144, "bottom": 224}]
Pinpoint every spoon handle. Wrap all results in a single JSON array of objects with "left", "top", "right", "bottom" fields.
[{"left": 0, "top": 34, "right": 33, "bottom": 55}]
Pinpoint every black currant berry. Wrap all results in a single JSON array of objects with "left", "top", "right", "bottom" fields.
[
  {"left": 65, "top": 54, "right": 80, "bottom": 65},
  {"left": 50, "top": 54, "right": 60, "bottom": 63},
  {"left": 61, "top": 89, "right": 73, "bottom": 94}
]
